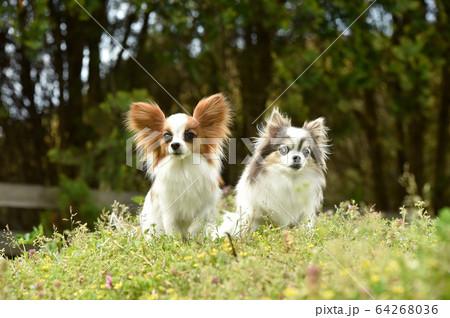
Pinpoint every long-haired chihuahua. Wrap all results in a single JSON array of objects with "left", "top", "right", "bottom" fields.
[{"left": 219, "top": 108, "right": 329, "bottom": 236}]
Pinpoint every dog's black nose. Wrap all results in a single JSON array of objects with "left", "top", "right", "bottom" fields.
[
  {"left": 292, "top": 155, "right": 301, "bottom": 162},
  {"left": 171, "top": 142, "right": 180, "bottom": 150}
]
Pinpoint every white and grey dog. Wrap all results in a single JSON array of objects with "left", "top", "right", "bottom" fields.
[{"left": 219, "top": 109, "right": 330, "bottom": 237}]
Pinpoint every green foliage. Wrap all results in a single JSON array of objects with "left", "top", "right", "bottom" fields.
[
  {"left": 49, "top": 89, "right": 149, "bottom": 192},
  {"left": 14, "top": 225, "right": 44, "bottom": 245},
  {"left": 57, "top": 175, "right": 98, "bottom": 227},
  {"left": 131, "top": 196, "right": 145, "bottom": 205},
  {"left": 0, "top": 199, "right": 448, "bottom": 300},
  {"left": 0, "top": 0, "right": 50, "bottom": 57},
  {"left": 436, "top": 207, "right": 450, "bottom": 242},
  {"left": 46, "top": 89, "right": 152, "bottom": 227},
  {"left": 81, "top": 89, "right": 150, "bottom": 191}
]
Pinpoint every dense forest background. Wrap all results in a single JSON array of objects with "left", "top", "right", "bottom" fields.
[{"left": 0, "top": 0, "right": 449, "bottom": 228}]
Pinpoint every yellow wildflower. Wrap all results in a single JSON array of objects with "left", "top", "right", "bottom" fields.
[
  {"left": 428, "top": 258, "right": 438, "bottom": 267},
  {"left": 283, "top": 287, "right": 298, "bottom": 299},
  {"left": 147, "top": 293, "right": 159, "bottom": 300},
  {"left": 392, "top": 285, "right": 404, "bottom": 294},
  {"left": 323, "top": 290, "right": 335, "bottom": 299},
  {"left": 385, "top": 260, "right": 400, "bottom": 274},
  {"left": 370, "top": 274, "right": 380, "bottom": 283}
]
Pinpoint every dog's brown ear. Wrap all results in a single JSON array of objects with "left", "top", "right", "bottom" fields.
[
  {"left": 262, "top": 108, "right": 291, "bottom": 138},
  {"left": 126, "top": 102, "right": 167, "bottom": 161},
  {"left": 127, "top": 102, "right": 166, "bottom": 134},
  {"left": 193, "top": 93, "right": 232, "bottom": 139}
]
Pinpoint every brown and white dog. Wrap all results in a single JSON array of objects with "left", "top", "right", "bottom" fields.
[{"left": 127, "top": 93, "right": 232, "bottom": 240}]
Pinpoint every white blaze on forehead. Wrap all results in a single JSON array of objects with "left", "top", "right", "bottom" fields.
[
  {"left": 286, "top": 127, "right": 308, "bottom": 140},
  {"left": 167, "top": 113, "right": 188, "bottom": 136},
  {"left": 286, "top": 127, "right": 310, "bottom": 151}
]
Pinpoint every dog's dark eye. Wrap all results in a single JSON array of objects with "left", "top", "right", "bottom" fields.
[
  {"left": 163, "top": 132, "right": 173, "bottom": 142},
  {"left": 279, "top": 145, "right": 289, "bottom": 155},
  {"left": 185, "top": 131, "right": 196, "bottom": 142},
  {"left": 302, "top": 148, "right": 310, "bottom": 156}
]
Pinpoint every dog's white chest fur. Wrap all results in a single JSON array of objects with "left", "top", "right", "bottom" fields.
[
  {"left": 237, "top": 166, "right": 324, "bottom": 228},
  {"left": 140, "top": 156, "right": 220, "bottom": 239}
]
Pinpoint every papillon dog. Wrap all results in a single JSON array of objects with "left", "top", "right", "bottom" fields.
[
  {"left": 219, "top": 108, "right": 329, "bottom": 236},
  {"left": 127, "top": 93, "right": 232, "bottom": 240}
]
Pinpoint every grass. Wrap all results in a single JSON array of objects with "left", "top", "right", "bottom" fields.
[{"left": 1, "top": 198, "right": 449, "bottom": 300}]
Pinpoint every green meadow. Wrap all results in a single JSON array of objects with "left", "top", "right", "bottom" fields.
[{"left": 1, "top": 199, "right": 449, "bottom": 300}]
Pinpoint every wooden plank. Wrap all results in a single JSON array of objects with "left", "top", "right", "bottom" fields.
[
  {"left": 91, "top": 189, "right": 143, "bottom": 209},
  {"left": 0, "top": 183, "right": 59, "bottom": 209},
  {"left": 0, "top": 182, "right": 143, "bottom": 210}
]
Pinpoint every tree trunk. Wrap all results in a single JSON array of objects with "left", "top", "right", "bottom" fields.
[
  {"left": 60, "top": 15, "right": 84, "bottom": 152},
  {"left": 17, "top": 7, "right": 47, "bottom": 184},
  {"left": 407, "top": 102, "right": 426, "bottom": 197},
  {"left": 238, "top": 23, "right": 274, "bottom": 139},
  {"left": 433, "top": 61, "right": 450, "bottom": 213},
  {"left": 358, "top": 89, "right": 389, "bottom": 210}
]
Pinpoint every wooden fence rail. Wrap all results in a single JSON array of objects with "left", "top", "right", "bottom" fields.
[
  {"left": 0, "top": 182, "right": 143, "bottom": 257},
  {"left": 0, "top": 182, "right": 143, "bottom": 210}
]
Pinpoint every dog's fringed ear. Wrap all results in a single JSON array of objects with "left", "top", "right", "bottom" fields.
[
  {"left": 126, "top": 102, "right": 167, "bottom": 153},
  {"left": 127, "top": 102, "right": 166, "bottom": 134},
  {"left": 262, "top": 108, "right": 291, "bottom": 138},
  {"left": 303, "top": 117, "right": 330, "bottom": 168},
  {"left": 126, "top": 102, "right": 168, "bottom": 175},
  {"left": 303, "top": 117, "right": 328, "bottom": 145},
  {"left": 193, "top": 93, "right": 232, "bottom": 139}
]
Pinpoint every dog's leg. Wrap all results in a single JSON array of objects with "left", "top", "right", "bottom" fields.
[
  {"left": 187, "top": 217, "right": 203, "bottom": 239},
  {"left": 162, "top": 213, "right": 185, "bottom": 238},
  {"left": 236, "top": 204, "right": 261, "bottom": 236},
  {"left": 140, "top": 201, "right": 165, "bottom": 238}
]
